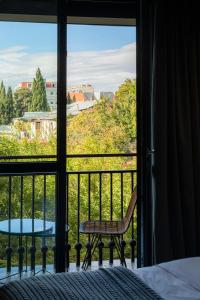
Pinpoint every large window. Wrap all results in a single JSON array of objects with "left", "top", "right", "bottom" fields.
[{"left": 0, "top": 0, "right": 137, "bottom": 275}]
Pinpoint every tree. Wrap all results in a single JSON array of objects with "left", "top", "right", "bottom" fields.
[
  {"left": 5, "top": 87, "right": 14, "bottom": 124},
  {"left": 0, "top": 81, "right": 7, "bottom": 124},
  {"left": 112, "top": 79, "right": 136, "bottom": 145},
  {"left": 67, "top": 92, "right": 72, "bottom": 104},
  {"left": 31, "top": 68, "right": 48, "bottom": 111},
  {"left": 13, "top": 87, "right": 32, "bottom": 117}
]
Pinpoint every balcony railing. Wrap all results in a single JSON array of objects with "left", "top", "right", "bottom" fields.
[{"left": 0, "top": 154, "right": 137, "bottom": 281}]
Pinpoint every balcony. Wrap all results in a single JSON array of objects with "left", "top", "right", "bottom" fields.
[{"left": 0, "top": 153, "right": 137, "bottom": 283}]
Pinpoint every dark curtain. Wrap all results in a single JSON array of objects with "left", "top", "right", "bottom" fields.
[{"left": 139, "top": 0, "right": 200, "bottom": 264}]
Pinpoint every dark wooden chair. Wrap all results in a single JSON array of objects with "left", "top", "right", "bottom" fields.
[{"left": 80, "top": 186, "right": 137, "bottom": 270}]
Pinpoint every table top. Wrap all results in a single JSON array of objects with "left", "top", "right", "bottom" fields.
[{"left": 0, "top": 218, "right": 69, "bottom": 237}]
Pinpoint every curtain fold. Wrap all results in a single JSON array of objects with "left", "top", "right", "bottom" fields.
[{"left": 140, "top": 0, "right": 200, "bottom": 263}]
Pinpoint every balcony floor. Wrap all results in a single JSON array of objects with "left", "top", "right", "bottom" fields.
[{"left": 0, "top": 259, "right": 137, "bottom": 285}]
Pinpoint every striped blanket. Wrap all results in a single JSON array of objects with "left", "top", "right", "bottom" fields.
[{"left": 0, "top": 267, "right": 163, "bottom": 300}]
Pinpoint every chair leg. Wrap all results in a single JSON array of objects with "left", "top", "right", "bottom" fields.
[
  {"left": 82, "top": 234, "right": 100, "bottom": 271},
  {"left": 82, "top": 234, "right": 96, "bottom": 270},
  {"left": 113, "top": 236, "right": 127, "bottom": 267}
]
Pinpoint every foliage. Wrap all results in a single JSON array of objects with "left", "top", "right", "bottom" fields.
[
  {"left": 31, "top": 68, "right": 48, "bottom": 112},
  {"left": 0, "top": 81, "right": 7, "bottom": 124},
  {"left": 0, "top": 83, "right": 14, "bottom": 125},
  {"left": 6, "top": 87, "right": 14, "bottom": 123},
  {"left": 113, "top": 79, "right": 136, "bottom": 145},
  {"left": 13, "top": 87, "right": 32, "bottom": 117}
]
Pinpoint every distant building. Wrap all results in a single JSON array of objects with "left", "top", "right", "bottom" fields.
[
  {"left": 68, "top": 92, "right": 86, "bottom": 103},
  {"left": 67, "top": 84, "right": 94, "bottom": 94},
  {"left": 13, "top": 112, "right": 56, "bottom": 140},
  {"left": 67, "top": 100, "right": 97, "bottom": 116},
  {"left": 17, "top": 81, "right": 57, "bottom": 111},
  {"left": 94, "top": 91, "right": 114, "bottom": 101},
  {"left": 12, "top": 101, "right": 97, "bottom": 139},
  {"left": 67, "top": 84, "right": 94, "bottom": 101}
]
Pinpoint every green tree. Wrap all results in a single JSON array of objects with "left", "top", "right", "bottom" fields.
[
  {"left": 112, "top": 79, "right": 136, "bottom": 145},
  {"left": 31, "top": 68, "right": 48, "bottom": 111},
  {"left": 67, "top": 92, "right": 72, "bottom": 104},
  {"left": 13, "top": 87, "right": 32, "bottom": 117},
  {"left": 5, "top": 87, "right": 14, "bottom": 124},
  {"left": 0, "top": 81, "right": 7, "bottom": 124}
]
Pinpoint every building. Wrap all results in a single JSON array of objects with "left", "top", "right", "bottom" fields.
[
  {"left": 67, "top": 100, "right": 97, "bottom": 116},
  {"left": 67, "top": 84, "right": 94, "bottom": 101},
  {"left": 12, "top": 101, "right": 96, "bottom": 139},
  {"left": 17, "top": 81, "right": 57, "bottom": 111},
  {"left": 68, "top": 92, "right": 86, "bottom": 103},
  {"left": 67, "top": 84, "right": 94, "bottom": 94},
  {"left": 13, "top": 111, "right": 56, "bottom": 140}
]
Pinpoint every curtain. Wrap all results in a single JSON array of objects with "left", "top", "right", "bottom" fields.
[{"left": 139, "top": 1, "right": 200, "bottom": 264}]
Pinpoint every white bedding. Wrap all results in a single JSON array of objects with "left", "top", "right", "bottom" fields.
[{"left": 133, "top": 257, "right": 200, "bottom": 300}]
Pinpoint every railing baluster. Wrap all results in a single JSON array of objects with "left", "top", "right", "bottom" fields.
[
  {"left": 41, "top": 175, "right": 48, "bottom": 273},
  {"left": 86, "top": 173, "right": 92, "bottom": 268},
  {"left": 98, "top": 173, "right": 104, "bottom": 266},
  {"left": 75, "top": 174, "right": 82, "bottom": 268},
  {"left": 120, "top": 173, "right": 126, "bottom": 266},
  {"left": 109, "top": 173, "right": 114, "bottom": 266},
  {"left": 30, "top": 175, "right": 36, "bottom": 274},
  {"left": 18, "top": 176, "right": 24, "bottom": 276},
  {"left": 130, "top": 171, "right": 136, "bottom": 265},
  {"left": 6, "top": 176, "right": 12, "bottom": 274},
  {"left": 66, "top": 173, "right": 71, "bottom": 271}
]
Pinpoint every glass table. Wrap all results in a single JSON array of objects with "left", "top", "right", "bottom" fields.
[
  {"left": 0, "top": 218, "right": 69, "bottom": 280},
  {"left": 0, "top": 218, "right": 55, "bottom": 237}
]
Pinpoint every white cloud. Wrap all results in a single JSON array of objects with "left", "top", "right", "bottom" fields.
[{"left": 0, "top": 43, "right": 136, "bottom": 92}]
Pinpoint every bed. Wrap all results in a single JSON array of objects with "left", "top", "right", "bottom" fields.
[
  {"left": 134, "top": 257, "right": 200, "bottom": 300},
  {"left": 0, "top": 257, "right": 199, "bottom": 299}
]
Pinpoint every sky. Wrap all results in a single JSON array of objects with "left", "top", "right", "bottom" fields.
[{"left": 0, "top": 22, "right": 136, "bottom": 92}]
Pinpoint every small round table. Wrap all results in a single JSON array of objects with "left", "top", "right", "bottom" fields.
[
  {"left": 0, "top": 218, "right": 55, "bottom": 237},
  {"left": 0, "top": 218, "right": 69, "bottom": 279}
]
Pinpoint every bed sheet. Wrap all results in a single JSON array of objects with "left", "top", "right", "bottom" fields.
[{"left": 133, "top": 257, "right": 200, "bottom": 300}]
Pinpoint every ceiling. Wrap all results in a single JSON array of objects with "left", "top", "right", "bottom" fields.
[{"left": 0, "top": 0, "right": 136, "bottom": 20}]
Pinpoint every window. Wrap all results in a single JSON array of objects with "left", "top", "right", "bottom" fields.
[{"left": 0, "top": 0, "right": 137, "bottom": 274}]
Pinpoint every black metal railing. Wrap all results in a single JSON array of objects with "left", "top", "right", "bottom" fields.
[{"left": 0, "top": 154, "right": 137, "bottom": 279}]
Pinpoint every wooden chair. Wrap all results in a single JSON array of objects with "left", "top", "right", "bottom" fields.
[{"left": 80, "top": 186, "right": 137, "bottom": 270}]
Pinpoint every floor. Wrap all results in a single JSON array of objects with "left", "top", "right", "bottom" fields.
[{"left": 0, "top": 259, "right": 137, "bottom": 285}]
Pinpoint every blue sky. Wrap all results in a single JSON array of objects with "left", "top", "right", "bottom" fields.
[
  {"left": 67, "top": 25, "right": 136, "bottom": 51},
  {"left": 0, "top": 22, "right": 136, "bottom": 91}
]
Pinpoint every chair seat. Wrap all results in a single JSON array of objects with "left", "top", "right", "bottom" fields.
[{"left": 79, "top": 220, "right": 125, "bottom": 235}]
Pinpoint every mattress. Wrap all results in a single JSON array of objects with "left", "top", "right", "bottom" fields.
[{"left": 133, "top": 257, "right": 200, "bottom": 300}]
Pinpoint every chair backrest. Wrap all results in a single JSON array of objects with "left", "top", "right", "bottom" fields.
[{"left": 122, "top": 186, "right": 137, "bottom": 233}]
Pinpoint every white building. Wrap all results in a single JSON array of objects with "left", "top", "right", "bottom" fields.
[{"left": 13, "top": 112, "right": 56, "bottom": 140}]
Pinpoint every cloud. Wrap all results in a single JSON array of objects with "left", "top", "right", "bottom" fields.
[{"left": 0, "top": 43, "right": 136, "bottom": 92}]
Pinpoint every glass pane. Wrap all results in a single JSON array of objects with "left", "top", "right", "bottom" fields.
[
  {"left": 0, "top": 22, "right": 57, "bottom": 162},
  {"left": 67, "top": 24, "right": 136, "bottom": 170},
  {"left": 66, "top": 24, "right": 137, "bottom": 270}
]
